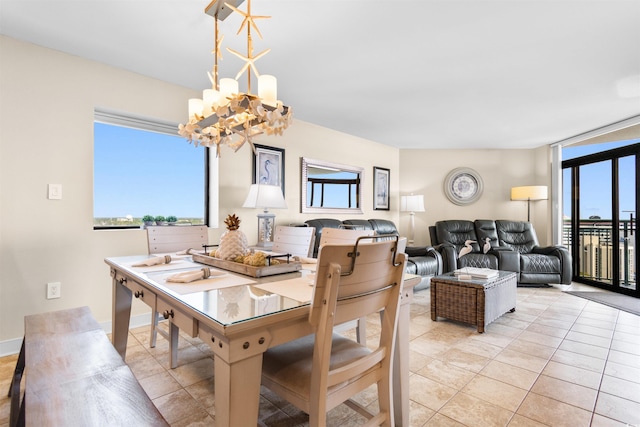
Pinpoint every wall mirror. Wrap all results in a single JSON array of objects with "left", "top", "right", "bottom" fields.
[{"left": 301, "top": 157, "right": 364, "bottom": 214}]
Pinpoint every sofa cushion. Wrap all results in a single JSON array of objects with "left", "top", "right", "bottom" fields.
[
  {"left": 496, "top": 220, "right": 539, "bottom": 253},
  {"left": 435, "top": 220, "right": 480, "bottom": 252},
  {"left": 474, "top": 220, "right": 499, "bottom": 249}
]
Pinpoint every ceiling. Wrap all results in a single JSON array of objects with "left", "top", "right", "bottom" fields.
[{"left": 2, "top": 0, "right": 639, "bottom": 150}]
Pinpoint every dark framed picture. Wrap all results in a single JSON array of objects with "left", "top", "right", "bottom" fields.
[
  {"left": 373, "top": 166, "right": 390, "bottom": 210},
  {"left": 253, "top": 144, "right": 285, "bottom": 195}
]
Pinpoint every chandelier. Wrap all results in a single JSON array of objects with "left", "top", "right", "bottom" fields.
[{"left": 178, "top": 0, "right": 292, "bottom": 156}]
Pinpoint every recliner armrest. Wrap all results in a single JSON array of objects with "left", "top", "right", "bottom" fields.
[
  {"left": 405, "top": 246, "right": 443, "bottom": 275},
  {"left": 532, "top": 245, "right": 572, "bottom": 284}
]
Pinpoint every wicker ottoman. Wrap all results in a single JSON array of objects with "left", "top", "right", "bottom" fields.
[{"left": 430, "top": 271, "right": 517, "bottom": 333}]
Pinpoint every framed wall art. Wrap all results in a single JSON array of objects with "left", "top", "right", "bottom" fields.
[
  {"left": 373, "top": 166, "right": 390, "bottom": 210},
  {"left": 253, "top": 144, "right": 285, "bottom": 195}
]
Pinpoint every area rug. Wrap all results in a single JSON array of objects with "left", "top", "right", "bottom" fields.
[{"left": 564, "top": 291, "right": 640, "bottom": 316}]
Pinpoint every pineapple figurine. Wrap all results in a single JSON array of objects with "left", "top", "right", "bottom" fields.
[{"left": 218, "top": 214, "right": 249, "bottom": 260}]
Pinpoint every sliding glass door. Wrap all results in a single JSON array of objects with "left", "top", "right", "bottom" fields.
[{"left": 563, "top": 143, "right": 639, "bottom": 296}]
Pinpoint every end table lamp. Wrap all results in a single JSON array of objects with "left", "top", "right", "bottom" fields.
[
  {"left": 243, "top": 184, "right": 287, "bottom": 248},
  {"left": 401, "top": 194, "right": 425, "bottom": 245}
]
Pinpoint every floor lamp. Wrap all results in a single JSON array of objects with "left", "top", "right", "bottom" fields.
[
  {"left": 510, "top": 186, "right": 548, "bottom": 222},
  {"left": 401, "top": 194, "right": 425, "bottom": 245},
  {"left": 243, "top": 184, "right": 287, "bottom": 248}
]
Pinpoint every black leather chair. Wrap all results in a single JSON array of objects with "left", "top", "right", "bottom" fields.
[{"left": 495, "top": 220, "right": 571, "bottom": 285}]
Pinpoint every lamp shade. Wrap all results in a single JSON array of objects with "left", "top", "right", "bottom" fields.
[
  {"left": 400, "top": 194, "right": 425, "bottom": 212},
  {"left": 242, "top": 184, "right": 287, "bottom": 210},
  {"left": 510, "top": 186, "right": 548, "bottom": 201}
]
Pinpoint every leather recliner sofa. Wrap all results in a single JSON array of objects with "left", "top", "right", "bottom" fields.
[
  {"left": 304, "top": 218, "right": 442, "bottom": 290},
  {"left": 429, "top": 219, "right": 572, "bottom": 286}
]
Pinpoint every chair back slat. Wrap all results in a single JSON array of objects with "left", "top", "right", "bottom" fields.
[
  {"left": 272, "top": 225, "right": 316, "bottom": 258},
  {"left": 146, "top": 225, "right": 208, "bottom": 254}
]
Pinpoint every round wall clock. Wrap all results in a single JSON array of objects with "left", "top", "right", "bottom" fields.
[{"left": 443, "top": 167, "right": 484, "bottom": 205}]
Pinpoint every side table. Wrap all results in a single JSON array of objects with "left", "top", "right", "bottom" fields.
[{"left": 430, "top": 271, "right": 517, "bottom": 333}]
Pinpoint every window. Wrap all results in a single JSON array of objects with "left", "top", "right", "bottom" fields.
[{"left": 94, "top": 109, "right": 209, "bottom": 229}]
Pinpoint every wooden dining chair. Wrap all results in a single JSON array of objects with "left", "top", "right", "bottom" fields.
[
  {"left": 261, "top": 238, "right": 407, "bottom": 427},
  {"left": 271, "top": 225, "right": 316, "bottom": 258},
  {"left": 145, "top": 226, "right": 208, "bottom": 361},
  {"left": 318, "top": 227, "right": 376, "bottom": 342}
]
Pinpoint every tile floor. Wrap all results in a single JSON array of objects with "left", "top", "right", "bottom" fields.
[{"left": 1, "top": 282, "right": 640, "bottom": 426}]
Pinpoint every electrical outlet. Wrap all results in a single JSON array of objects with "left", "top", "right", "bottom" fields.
[{"left": 47, "top": 282, "right": 61, "bottom": 299}]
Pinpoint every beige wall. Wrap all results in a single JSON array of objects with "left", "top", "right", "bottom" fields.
[
  {"left": 0, "top": 36, "right": 545, "bottom": 352},
  {"left": 398, "top": 147, "right": 551, "bottom": 246}
]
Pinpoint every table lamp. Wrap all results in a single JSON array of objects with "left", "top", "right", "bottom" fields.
[
  {"left": 243, "top": 184, "right": 287, "bottom": 247},
  {"left": 510, "top": 185, "right": 548, "bottom": 222},
  {"left": 400, "top": 194, "right": 425, "bottom": 244}
]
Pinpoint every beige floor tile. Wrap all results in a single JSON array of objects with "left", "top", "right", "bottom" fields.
[
  {"left": 595, "top": 392, "right": 640, "bottom": 425},
  {"left": 480, "top": 360, "right": 539, "bottom": 390},
  {"left": 590, "top": 413, "right": 631, "bottom": 427},
  {"left": 564, "top": 330, "right": 613, "bottom": 348},
  {"left": 439, "top": 347, "right": 491, "bottom": 373},
  {"left": 613, "top": 329, "right": 640, "bottom": 344},
  {"left": 507, "top": 414, "right": 549, "bottom": 427},
  {"left": 409, "top": 374, "right": 457, "bottom": 411},
  {"left": 461, "top": 375, "right": 527, "bottom": 412},
  {"left": 494, "top": 348, "right": 549, "bottom": 373},
  {"left": 167, "top": 357, "right": 214, "bottom": 387},
  {"left": 570, "top": 322, "right": 615, "bottom": 339},
  {"left": 551, "top": 348, "right": 607, "bottom": 373},
  {"left": 610, "top": 338, "right": 640, "bottom": 356},
  {"left": 423, "top": 412, "right": 467, "bottom": 427},
  {"left": 541, "top": 360, "right": 602, "bottom": 389},
  {"left": 525, "top": 323, "right": 569, "bottom": 339},
  {"left": 607, "top": 349, "right": 640, "bottom": 369},
  {"left": 599, "top": 375, "right": 640, "bottom": 404},
  {"left": 153, "top": 388, "right": 209, "bottom": 424},
  {"left": 530, "top": 375, "right": 598, "bottom": 411},
  {"left": 558, "top": 339, "right": 610, "bottom": 359},
  {"left": 439, "top": 392, "right": 514, "bottom": 427},
  {"left": 517, "top": 330, "right": 563, "bottom": 348},
  {"left": 138, "top": 370, "right": 183, "bottom": 399},
  {"left": 185, "top": 377, "right": 216, "bottom": 408},
  {"left": 517, "top": 392, "right": 593, "bottom": 427},
  {"left": 604, "top": 360, "right": 640, "bottom": 383},
  {"left": 409, "top": 400, "right": 436, "bottom": 427},
  {"left": 416, "top": 359, "right": 476, "bottom": 390},
  {"left": 505, "top": 337, "right": 556, "bottom": 359}
]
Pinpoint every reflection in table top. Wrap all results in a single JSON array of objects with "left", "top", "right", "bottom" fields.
[{"left": 106, "top": 255, "right": 315, "bottom": 326}]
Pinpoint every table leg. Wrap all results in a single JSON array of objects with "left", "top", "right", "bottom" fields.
[
  {"left": 214, "top": 353, "right": 263, "bottom": 427},
  {"left": 169, "top": 322, "right": 179, "bottom": 369},
  {"left": 393, "top": 286, "right": 413, "bottom": 427},
  {"left": 112, "top": 276, "right": 132, "bottom": 360}
]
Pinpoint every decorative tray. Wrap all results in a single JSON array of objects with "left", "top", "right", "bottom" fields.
[{"left": 192, "top": 253, "right": 302, "bottom": 278}]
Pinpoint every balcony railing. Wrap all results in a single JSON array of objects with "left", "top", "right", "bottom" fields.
[{"left": 563, "top": 219, "right": 635, "bottom": 288}]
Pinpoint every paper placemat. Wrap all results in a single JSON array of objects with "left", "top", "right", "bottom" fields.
[
  {"left": 254, "top": 277, "right": 314, "bottom": 303},
  {"left": 148, "top": 270, "right": 256, "bottom": 295},
  {"left": 126, "top": 258, "right": 200, "bottom": 273},
  {"left": 302, "top": 263, "right": 317, "bottom": 272}
]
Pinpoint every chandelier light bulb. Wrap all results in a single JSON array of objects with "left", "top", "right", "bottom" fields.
[
  {"left": 188, "top": 98, "right": 203, "bottom": 121},
  {"left": 258, "top": 75, "right": 277, "bottom": 107},
  {"left": 202, "top": 89, "right": 220, "bottom": 116},
  {"left": 219, "top": 78, "right": 239, "bottom": 105}
]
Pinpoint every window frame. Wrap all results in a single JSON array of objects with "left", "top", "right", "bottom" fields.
[{"left": 93, "top": 108, "right": 213, "bottom": 230}]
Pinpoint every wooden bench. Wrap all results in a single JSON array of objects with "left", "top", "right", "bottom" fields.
[{"left": 8, "top": 306, "right": 168, "bottom": 427}]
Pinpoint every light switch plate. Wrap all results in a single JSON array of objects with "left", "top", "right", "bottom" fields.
[{"left": 48, "top": 184, "right": 62, "bottom": 200}]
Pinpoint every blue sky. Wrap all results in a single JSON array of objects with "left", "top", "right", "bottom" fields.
[
  {"left": 94, "top": 123, "right": 205, "bottom": 218},
  {"left": 563, "top": 139, "right": 640, "bottom": 220}
]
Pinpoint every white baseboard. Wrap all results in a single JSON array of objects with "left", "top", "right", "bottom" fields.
[{"left": 0, "top": 313, "right": 152, "bottom": 357}]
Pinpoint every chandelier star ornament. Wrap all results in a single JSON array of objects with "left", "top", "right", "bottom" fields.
[{"left": 178, "top": 0, "right": 292, "bottom": 155}]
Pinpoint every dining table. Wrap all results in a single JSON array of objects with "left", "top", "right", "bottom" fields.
[{"left": 106, "top": 253, "right": 420, "bottom": 426}]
